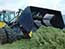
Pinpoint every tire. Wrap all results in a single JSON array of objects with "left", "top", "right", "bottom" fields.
[
  {"left": 3, "top": 26, "right": 17, "bottom": 43},
  {"left": 0, "top": 28, "right": 7, "bottom": 44}
]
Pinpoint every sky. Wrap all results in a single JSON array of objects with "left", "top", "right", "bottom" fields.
[
  {"left": 0, "top": 0, "right": 28, "bottom": 11},
  {"left": 0, "top": 0, "right": 65, "bottom": 15}
]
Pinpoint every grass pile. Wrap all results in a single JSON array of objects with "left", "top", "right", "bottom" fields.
[{"left": 0, "top": 26, "right": 65, "bottom": 49}]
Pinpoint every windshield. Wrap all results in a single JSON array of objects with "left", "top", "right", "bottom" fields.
[{"left": 0, "top": 11, "right": 15, "bottom": 23}]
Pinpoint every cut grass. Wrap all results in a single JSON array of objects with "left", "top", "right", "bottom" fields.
[{"left": 0, "top": 26, "right": 65, "bottom": 49}]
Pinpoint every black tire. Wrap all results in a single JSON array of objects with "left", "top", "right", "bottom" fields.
[
  {"left": 0, "top": 28, "right": 7, "bottom": 44},
  {"left": 4, "top": 26, "right": 17, "bottom": 43}
]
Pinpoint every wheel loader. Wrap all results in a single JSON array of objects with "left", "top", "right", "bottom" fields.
[{"left": 0, "top": 6, "right": 64, "bottom": 44}]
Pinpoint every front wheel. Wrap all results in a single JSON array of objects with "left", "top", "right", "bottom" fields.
[{"left": 0, "top": 28, "right": 7, "bottom": 44}]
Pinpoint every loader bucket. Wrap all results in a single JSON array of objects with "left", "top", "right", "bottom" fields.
[{"left": 19, "top": 6, "right": 64, "bottom": 32}]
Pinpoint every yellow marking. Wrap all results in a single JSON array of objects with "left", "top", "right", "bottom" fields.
[
  {"left": 29, "top": 31, "right": 32, "bottom": 37},
  {"left": 0, "top": 22, "right": 6, "bottom": 28}
]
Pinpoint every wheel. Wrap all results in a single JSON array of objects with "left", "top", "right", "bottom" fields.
[
  {"left": 0, "top": 28, "right": 7, "bottom": 44},
  {"left": 3, "top": 26, "right": 17, "bottom": 43}
]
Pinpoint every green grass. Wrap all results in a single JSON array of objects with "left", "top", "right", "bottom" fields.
[{"left": 0, "top": 26, "right": 65, "bottom": 49}]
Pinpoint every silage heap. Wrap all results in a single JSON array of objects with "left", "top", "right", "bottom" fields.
[
  {"left": 0, "top": 26, "right": 65, "bottom": 49},
  {"left": 30, "top": 26, "right": 65, "bottom": 49}
]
